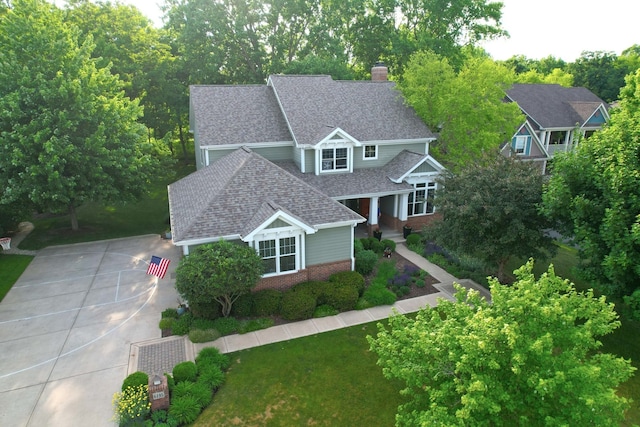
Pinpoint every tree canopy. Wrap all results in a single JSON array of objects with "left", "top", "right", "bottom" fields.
[
  {"left": 428, "top": 154, "right": 554, "bottom": 281},
  {"left": 0, "top": 0, "right": 170, "bottom": 230},
  {"left": 399, "top": 51, "right": 524, "bottom": 171},
  {"left": 175, "top": 241, "right": 264, "bottom": 317},
  {"left": 543, "top": 69, "right": 640, "bottom": 296},
  {"left": 368, "top": 261, "right": 635, "bottom": 426}
]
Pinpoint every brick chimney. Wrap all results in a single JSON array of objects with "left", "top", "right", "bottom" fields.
[{"left": 371, "top": 62, "right": 388, "bottom": 82}]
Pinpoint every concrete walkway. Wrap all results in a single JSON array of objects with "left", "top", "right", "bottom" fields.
[{"left": 194, "top": 243, "right": 492, "bottom": 355}]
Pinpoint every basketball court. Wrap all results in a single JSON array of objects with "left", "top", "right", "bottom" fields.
[{"left": 0, "top": 235, "right": 181, "bottom": 426}]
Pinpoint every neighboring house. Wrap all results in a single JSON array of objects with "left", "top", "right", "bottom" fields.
[
  {"left": 503, "top": 83, "right": 609, "bottom": 173},
  {"left": 168, "top": 64, "right": 444, "bottom": 288}
]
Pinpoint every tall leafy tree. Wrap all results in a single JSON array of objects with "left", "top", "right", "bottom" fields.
[
  {"left": 399, "top": 51, "right": 523, "bottom": 171},
  {"left": 543, "top": 69, "right": 640, "bottom": 296},
  {"left": 175, "top": 241, "right": 263, "bottom": 317},
  {"left": 0, "top": 0, "right": 169, "bottom": 230},
  {"left": 368, "top": 260, "right": 635, "bottom": 426},
  {"left": 570, "top": 50, "right": 627, "bottom": 102},
  {"left": 429, "top": 154, "right": 554, "bottom": 281}
]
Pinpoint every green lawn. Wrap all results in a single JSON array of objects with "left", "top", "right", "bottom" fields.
[
  {"left": 19, "top": 164, "right": 195, "bottom": 250},
  {"left": 0, "top": 254, "right": 33, "bottom": 301},
  {"left": 194, "top": 321, "right": 406, "bottom": 427}
]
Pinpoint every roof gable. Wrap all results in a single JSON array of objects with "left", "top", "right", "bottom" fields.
[
  {"left": 386, "top": 150, "right": 445, "bottom": 183},
  {"left": 168, "top": 147, "right": 363, "bottom": 243},
  {"left": 507, "top": 84, "right": 607, "bottom": 129},
  {"left": 268, "top": 75, "right": 436, "bottom": 146}
]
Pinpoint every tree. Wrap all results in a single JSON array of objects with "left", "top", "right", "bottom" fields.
[
  {"left": 429, "top": 154, "right": 554, "bottom": 281},
  {"left": 543, "top": 69, "right": 640, "bottom": 296},
  {"left": 399, "top": 51, "right": 524, "bottom": 172},
  {"left": 368, "top": 260, "right": 635, "bottom": 426},
  {"left": 175, "top": 241, "right": 263, "bottom": 317},
  {"left": 0, "top": 0, "right": 169, "bottom": 230},
  {"left": 570, "top": 50, "right": 627, "bottom": 102}
]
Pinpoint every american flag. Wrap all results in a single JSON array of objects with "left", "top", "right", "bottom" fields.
[{"left": 147, "top": 255, "right": 170, "bottom": 279}]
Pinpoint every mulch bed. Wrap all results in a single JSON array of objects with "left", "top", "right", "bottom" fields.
[{"left": 372, "top": 250, "right": 440, "bottom": 300}]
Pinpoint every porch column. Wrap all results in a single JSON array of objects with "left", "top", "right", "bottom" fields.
[
  {"left": 399, "top": 193, "right": 409, "bottom": 221},
  {"left": 369, "top": 196, "right": 379, "bottom": 226},
  {"left": 540, "top": 130, "right": 547, "bottom": 149},
  {"left": 564, "top": 130, "right": 571, "bottom": 151}
]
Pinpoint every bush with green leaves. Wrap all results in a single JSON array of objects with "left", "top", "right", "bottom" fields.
[
  {"left": 212, "top": 316, "right": 240, "bottom": 335},
  {"left": 380, "top": 239, "right": 396, "bottom": 252},
  {"left": 121, "top": 371, "right": 148, "bottom": 391},
  {"left": 159, "top": 317, "right": 175, "bottom": 331},
  {"left": 151, "top": 409, "right": 168, "bottom": 424},
  {"left": 171, "top": 312, "right": 193, "bottom": 336},
  {"left": 189, "top": 301, "right": 222, "bottom": 320},
  {"left": 168, "top": 395, "right": 201, "bottom": 425},
  {"left": 281, "top": 285, "right": 317, "bottom": 320},
  {"left": 231, "top": 293, "right": 254, "bottom": 317},
  {"left": 355, "top": 249, "right": 378, "bottom": 275},
  {"left": 112, "top": 385, "right": 151, "bottom": 426},
  {"left": 238, "top": 318, "right": 274, "bottom": 334},
  {"left": 329, "top": 270, "right": 366, "bottom": 296},
  {"left": 161, "top": 308, "right": 179, "bottom": 319},
  {"left": 354, "top": 238, "right": 364, "bottom": 254},
  {"left": 361, "top": 282, "right": 397, "bottom": 307},
  {"left": 406, "top": 233, "right": 421, "bottom": 246},
  {"left": 252, "top": 289, "right": 282, "bottom": 316},
  {"left": 197, "top": 365, "right": 226, "bottom": 389},
  {"left": 196, "top": 347, "right": 231, "bottom": 371},
  {"left": 173, "top": 361, "right": 198, "bottom": 383},
  {"left": 314, "top": 304, "right": 339, "bottom": 318},
  {"left": 188, "top": 328, "right": 221, "bottom": 343},
  {"left": 323, "top": 282, "right": 359, "bottom": 312}
]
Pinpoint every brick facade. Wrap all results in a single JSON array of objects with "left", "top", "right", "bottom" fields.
[{"left": 254, "top": 259, "right": 353, "bottom": 291}]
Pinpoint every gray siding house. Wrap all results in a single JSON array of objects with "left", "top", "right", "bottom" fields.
[
  {"left": 503, "top": 83, "right": 609, "bottom": 173},
  {"left": 168, "top": 64, "right": 445, "bottom": 287}
]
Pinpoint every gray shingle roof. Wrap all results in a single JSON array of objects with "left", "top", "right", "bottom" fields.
[
  {"left": 190, "top": 85, "right": 292, "bottom": 147},
  {"left": 168, "top": 147, "right": 364, "bottom": 243},
  {"left": 506, "top": 84, "right": 606, "bottom": 129},
  {"left": 268, "top": 75, "right": 436, "bottom": 146}
]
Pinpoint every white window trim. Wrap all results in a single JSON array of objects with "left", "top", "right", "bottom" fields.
[
  {"left": 514, "top": 135, "right": 528, "bottom": 155},
  {"left": 316, "top": 143, "right": 353, "bottom": 174},
  {"left": 252, "top": 229, "right": 304, "bottom": 277},
  {"left": 362, "top": 144, "right": 378, "bottom": 160},
  {"left": 407, "top": 182, "right": 436, "bottom": 216}
]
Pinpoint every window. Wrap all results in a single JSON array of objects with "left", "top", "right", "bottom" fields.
[
  {"left": 408, "top": 182, "right": 436, "bottom": 216},
  {"left": 258, "top": 237, "right": 297, "bottom": 274},
  {"left": 514, "top": 136, "right": 528, "bottom": 155},
  {"left": 363, "top": 145, "right": 377, "bottom": 160},
  {"left": 321, "top": 148, "right": 348, "bottom": 171}
]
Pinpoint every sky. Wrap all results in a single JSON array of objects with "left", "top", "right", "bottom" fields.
[{"left": 97, "top": 0, "right": 638, "bottom": 62}]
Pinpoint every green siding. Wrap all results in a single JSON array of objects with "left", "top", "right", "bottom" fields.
[
  {"left": 353, "top": 142, "right": 427, "bottom": 169},
  {"left": 252, "top": 145, "right": 294, "bottom": 161},
  {"left": 266, "top": 219, "right": 290, "bottom": 229},
  {"left": 306, "top": 226, "right": 352, "bottom": 265},
  {"left": 206, "top": 149, "right": 236, "bottom": 163},
  {"left": 410, "top": 162, "right": 437, "bottom": 174}
]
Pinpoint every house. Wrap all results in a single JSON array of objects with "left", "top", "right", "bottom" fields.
[
  {"left": 168, "top": 64, "right": 445, "bottom": 288},
  {"left": 503, "top": 83, "right": 609, "bottom": 173}
]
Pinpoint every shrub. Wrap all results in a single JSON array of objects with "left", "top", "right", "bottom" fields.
[
  {"left": 172, "top": 381, "right": 196, "bottom": 399},
  {"left": 197, "top": 365, "right": 226, "bottom": 389},
  {"left": 406, "top": 233, "right": 421, "bottom": 246},
  {"left": 171, "top": 312, "right": 193, "bottom": 336},
  {"left": 189, "top": 301, "right": 222, "bottom": 320},
  {"left": 354, "top": 238, "right": 364, "bottom": 254},
  {"left": 212, "top": 317, "right": 240, "bottom": 335},
  {"left": 355, "top": 249, "right": 378, "bottom": 275},
  {"left": 281, "top": 286, "right": 317, "bottom": 320},
  {"left": 231, "top": 293, "right": 254, "bottom": 317},
  {"left": 238, "top": 318, "right": 274, "bottom": 334},
  {"left": 329, "top": 270, "right": 366, "bottom": 296},
  {"left": 196, "top": 347, "right": 231, "bottom": 370},
  {"left": 173, "top": 361, "right": 198, "bottom": 383},
  {"left": 189, "top": 381, "right": 213, "bottom": 408},
  {"left": 415, "top": 279, "right": 426, "bottom": 288},
  {"left": 380, "top": 239, "right": 396, "bottom": 252},
  {"left": 168, "top": 395, "right": 201, "bottom": 425},
  {"left": 362, "top": 283, "right": 397, "bottom": 306},
  {"left": 164, "top": 373, "right": 175, "bottom": 393},
  {"left": 190, "top": 317, "right": 218, "bottom": 330},
  {"left": 323, "top": 282, "right": 359, "bottom": 312},
  {"left": 122, "top": 371, "right": 148, "bottom": 391},
  {"left": 112, "top": 385, "right": 150, "bottom": 426},
  {"left": 368, "top": 238, "right": 384, "bottom": 254},
  {"left": 252, "top": 289, "right": 282, "bottom": 316},
  {"left": 314, "top": 304, "right": 339, "bottom": 318},
  {"left": 159, "top": 317, "right": 175, "bottom": 331},
  {"left": 188, "top": 328, "right": 221, "bottom": 343},
  {"left": 151, "top": 409, "right": 168, "bottom": 424},
  {"left": 161, "top": 308, "right": 179, "bottom": 319}
]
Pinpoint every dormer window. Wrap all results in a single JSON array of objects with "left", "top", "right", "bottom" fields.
[
  {"left": 363, "top": 145, "right": 378, "bottom": 160},
  {"left": 322, "top": 148, "right": 348, "bottom": 171},
  {"left": 514, "top": 136, "right": 528, "bottom": 155}
]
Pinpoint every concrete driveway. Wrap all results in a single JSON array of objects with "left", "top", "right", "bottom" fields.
[{"left": 0, "top": 235, "right": 181, "bottom": 427}]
